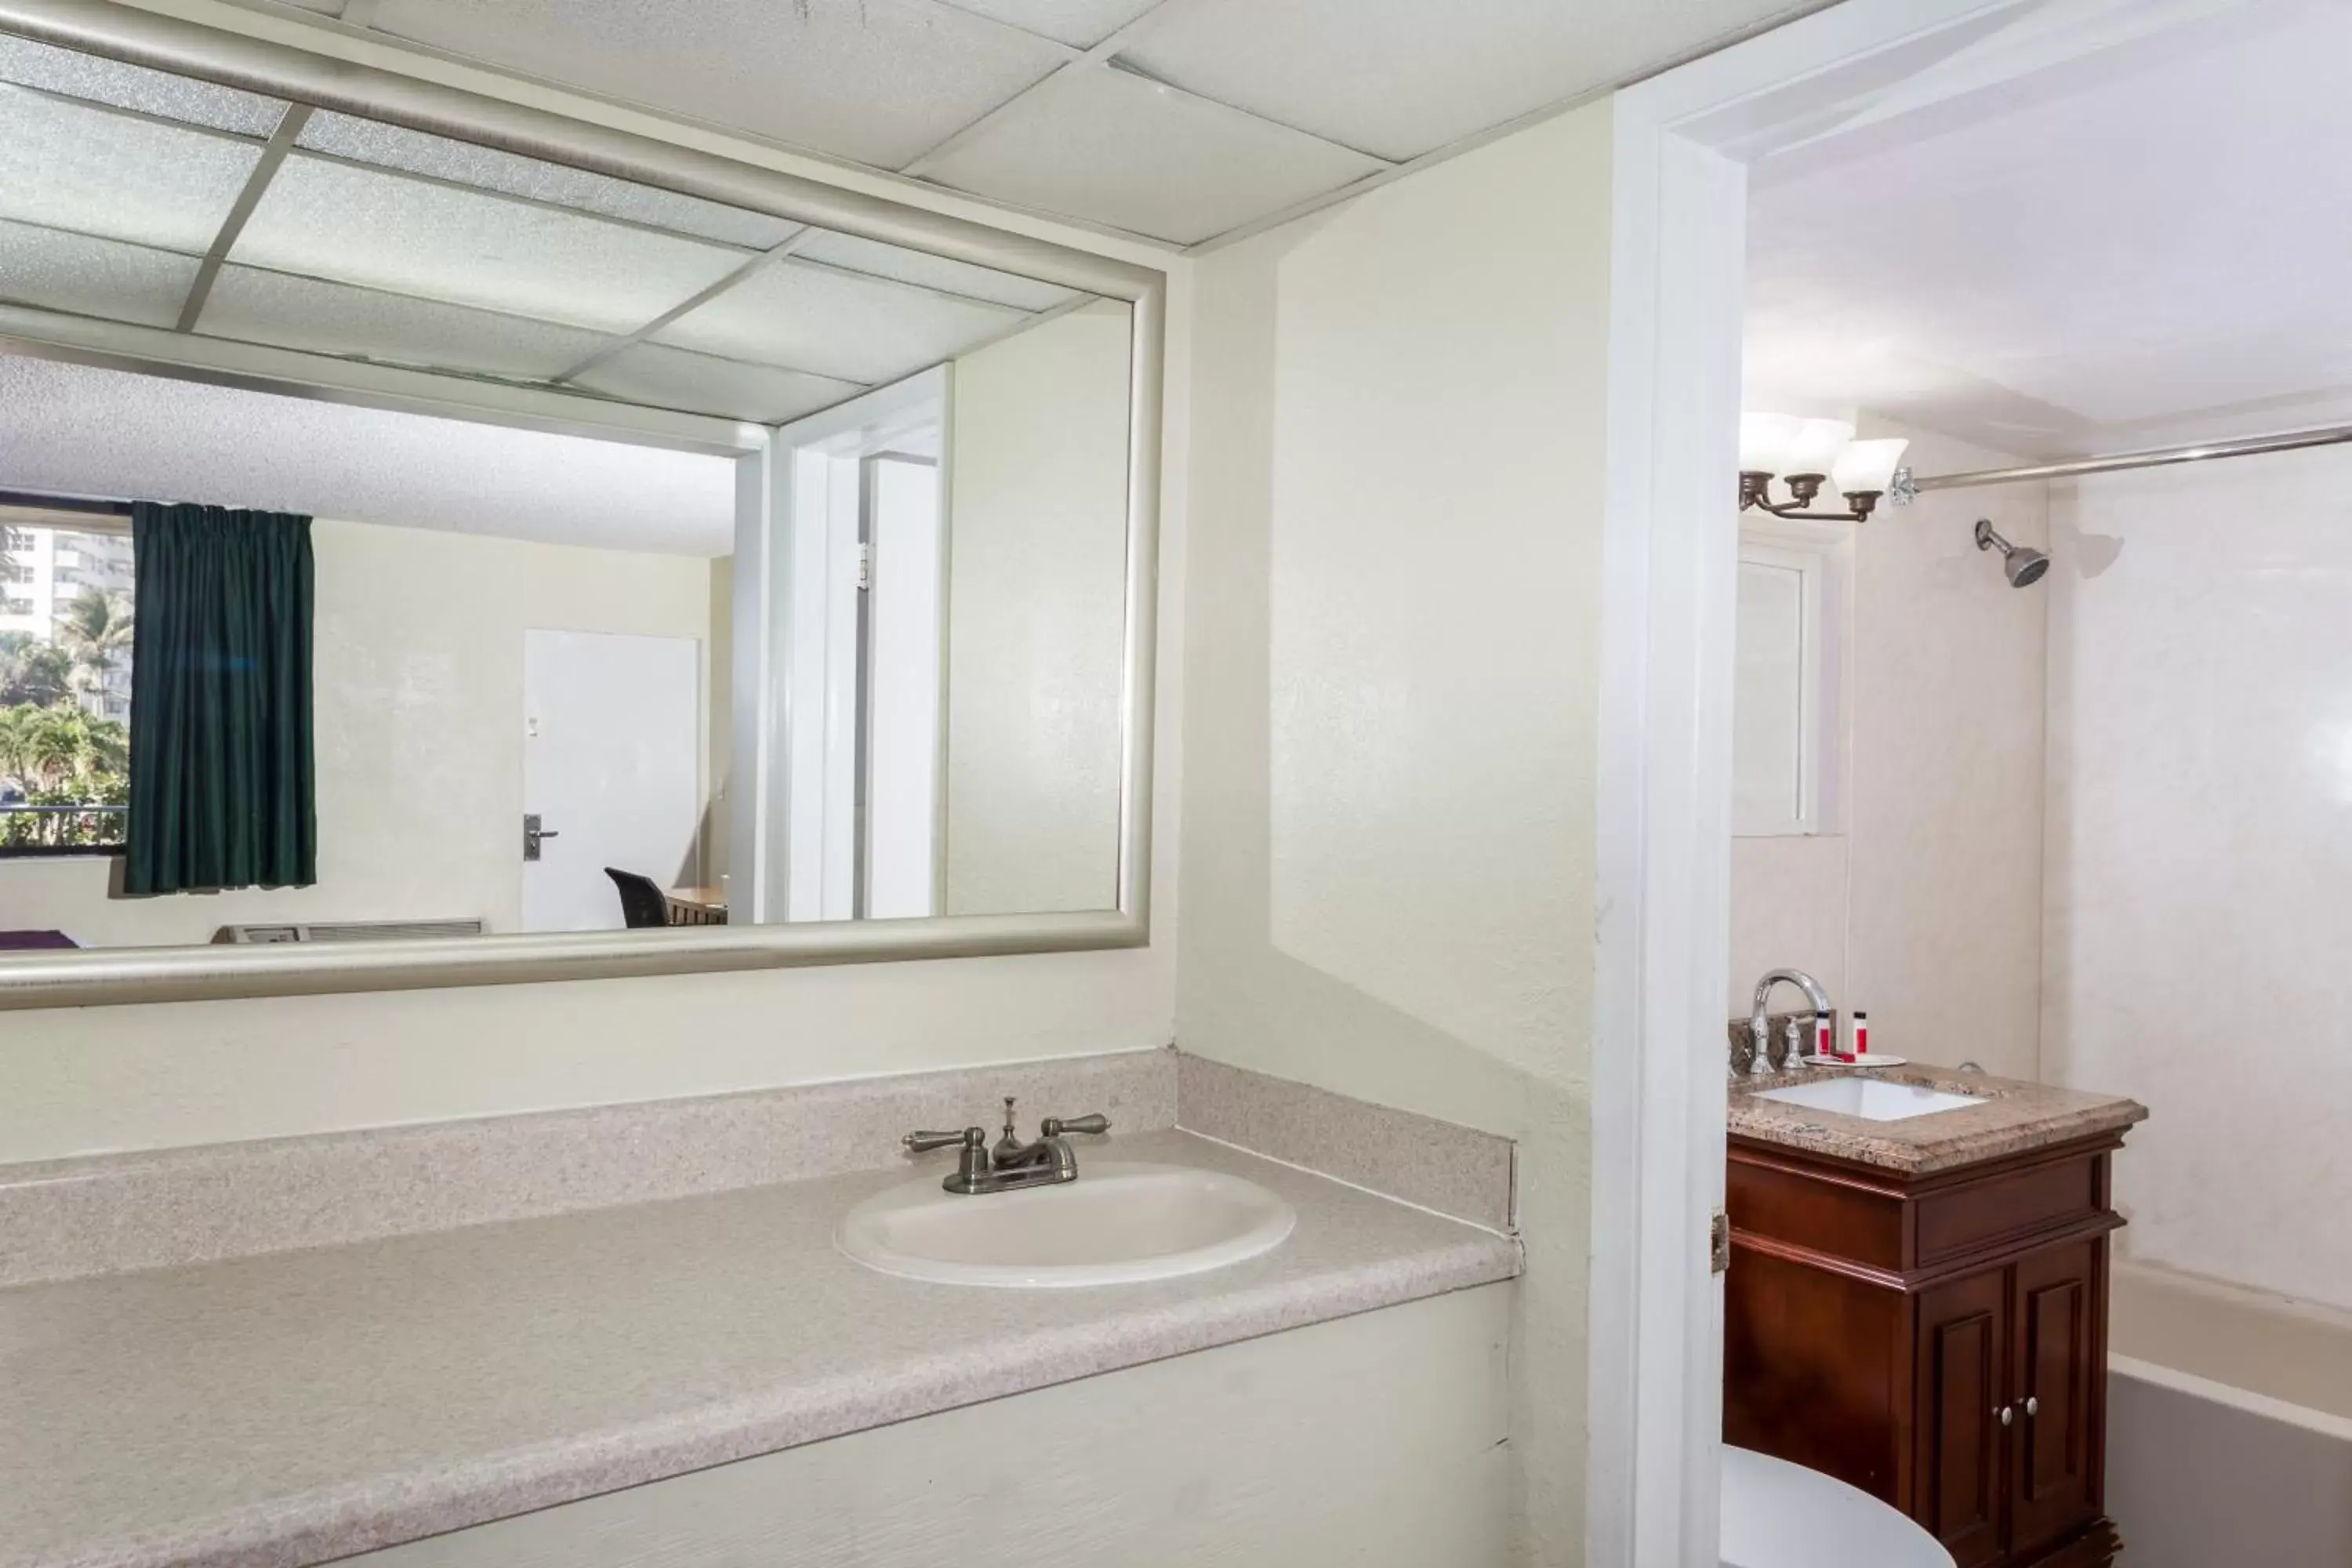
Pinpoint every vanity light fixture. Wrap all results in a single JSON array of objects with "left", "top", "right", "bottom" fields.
[{"left": 1737, "top": 413, "right": 1910, "bottom": 523}]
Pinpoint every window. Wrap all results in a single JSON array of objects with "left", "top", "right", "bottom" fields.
[
  {"left": 0, "top": 523, "right": 135, "bottom": 855},
  {"left": 1733, "top": 522, "right": 1846, "bottom": 838}
]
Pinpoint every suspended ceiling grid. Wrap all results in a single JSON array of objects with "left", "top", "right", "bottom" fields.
[{"left": 0, "top": 31, "right": 1095, "bottom": 428}]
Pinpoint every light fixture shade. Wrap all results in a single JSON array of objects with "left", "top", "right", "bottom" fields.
[
  {"left": 1739, "top": 412, "right": 1801, "bottom": 474},
  {"left": 1831, "top": 437, "right": 1910, "bottom": 496},
  {"left": 1785, "top": 417, "right": 1857, "bottom": 476}
]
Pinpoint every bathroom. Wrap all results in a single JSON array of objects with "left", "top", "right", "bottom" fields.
[
  {"left": 1, "top": 2, "right": 2345, "bottom": 1567},
  {"left": 1722, "top": 5, "right": 2352, "bottom": 1563}
]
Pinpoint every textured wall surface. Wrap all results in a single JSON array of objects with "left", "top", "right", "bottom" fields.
[
  {"left": 2045, "top": 447, "right": 2352, "bottom": 1310},
  {"left": 1178, "top": 101, "right": 1610, "bottom": 1566},
  {"left": 945, "top": 299, "right": 1133, "bottom": 916}
]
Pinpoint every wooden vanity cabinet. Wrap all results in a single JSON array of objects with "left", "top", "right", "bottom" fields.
[{"left": 1725, "top": 1131, "right": 2128, "bottom": 1568}]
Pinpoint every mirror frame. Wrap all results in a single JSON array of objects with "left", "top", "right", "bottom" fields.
[{"left": 0, "top": 0, "right": 1165, "bottom": 1009}]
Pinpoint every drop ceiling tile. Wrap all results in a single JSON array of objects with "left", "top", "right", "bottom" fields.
[
  {"left": 296, "top": 112, "right": 799, "bottom": 250},
  {"left": 0, "top": 219, "right": 198, "bottom": 328},
  {"left": 232, "top": 153, "right": 746, "bottom": 335},
  {"left": 793, "top": 229, "right": 1080, "bottom": 311},
  {"left": 198, "top": 266, "right": 612, "bottom": 381},
  {"left": 655, "top": 256, "right": 1028, "bottom": 384},
  {"left": 363, "top": 0, "right": 1069, "bottom": 169},
  {"left": 0, "top": 87, "right": 261, "bottom": 252},
  {"left": 571, "top": 343, "right": 864, "bottom": 423},
  {"left": 937, "top": 0, "right": 1161, "bottom": 49},
  {"left": 1121, "top": 0, "right": 1800, "bottom": 162},
  {"left": 0, "top": 34, "right": 288, "bottom": 137},
  {"left": 918, "top": 64, "right": 1385, "bottom": 244}
]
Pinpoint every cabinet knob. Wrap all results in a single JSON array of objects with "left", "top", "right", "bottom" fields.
[
  {"left": 1998, "top": 1404, "right": 2014, "bottom": 1427},
  {"left": 2024, "top": 1396, "right": 2039, "bottom": 1418}
]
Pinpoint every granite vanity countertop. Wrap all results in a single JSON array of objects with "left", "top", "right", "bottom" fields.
[
  {"left": 0, "top": 1130, "right": 1519, "bottom": 1568},
  {"left": 1728, "top": 1062, "right": 2147, "bottom": 1174}
]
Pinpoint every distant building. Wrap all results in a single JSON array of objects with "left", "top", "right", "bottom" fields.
[{"left": 0, "top": 524, "right": 135, "bottom": 721}]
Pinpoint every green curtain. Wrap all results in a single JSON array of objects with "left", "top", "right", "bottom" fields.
[{"left": 124, "top": 503, "right": 316, "bottom": 895}]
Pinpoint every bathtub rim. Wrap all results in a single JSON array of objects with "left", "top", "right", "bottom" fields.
[{"left": 2108, "top": 1353, "right": 2352, "bottom": 1444}]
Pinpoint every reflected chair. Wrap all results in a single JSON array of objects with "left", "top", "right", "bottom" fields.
[{"left": 603, "top": 867, "right": 673, "bottom": 929}]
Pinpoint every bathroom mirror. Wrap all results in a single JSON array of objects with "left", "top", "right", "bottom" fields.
[{"left": 0, "top": 5, "right": 1163, "bottom": 1006}]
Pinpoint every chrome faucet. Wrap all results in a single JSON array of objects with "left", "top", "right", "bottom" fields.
[
  {"left": 902, "top": 1096, "right": 1111, "bottom": 1196},
  {"left": 1749, "top": 967, "right": 1833, "bottom": 1073}
]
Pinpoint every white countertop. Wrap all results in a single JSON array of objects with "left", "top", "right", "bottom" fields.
[{"left": 0, "top": 1130, "right": 1519, "bottom": 1568}]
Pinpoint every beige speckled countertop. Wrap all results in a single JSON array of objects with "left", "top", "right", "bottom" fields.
[
  {"left": 1728, "top": 1062, "right": 2147, "bottom": 1174},
  {"left": 0, "top": 1130, "right": 1519, "bottom": 1568}
]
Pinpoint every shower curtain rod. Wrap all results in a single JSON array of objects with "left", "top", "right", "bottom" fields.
[{"left": 1901, "top": 418, "right": 2352, "bottom": 495}]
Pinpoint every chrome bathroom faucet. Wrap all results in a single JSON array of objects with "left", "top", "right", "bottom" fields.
[
  {"left": 902, "top": 1097, "right": 1112, "bottom": 1195},
  {"left": 1748, "top": 967, "right": 1832, "bottom": 1074}
]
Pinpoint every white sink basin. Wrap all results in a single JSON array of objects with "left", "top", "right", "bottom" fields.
[
  {"left": 837, "top": 1161, "right": 1297, "bottom": 1288},
  {"left": 1753, "top": 1077, "right": 1986, "bottom": 1123}
]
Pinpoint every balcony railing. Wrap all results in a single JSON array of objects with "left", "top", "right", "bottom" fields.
[{"left": 0, "top": 802, "right": 128, "bottom": 851}]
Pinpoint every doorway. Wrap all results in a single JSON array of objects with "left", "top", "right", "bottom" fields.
[
  {"left": 1586, "top": 2, "right": 2190, "bottom": 1562},
  {"left": 521, "top": 628, "right": 703, "bottom": 932}
]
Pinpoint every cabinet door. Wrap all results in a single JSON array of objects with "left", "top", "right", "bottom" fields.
[
  {"left": 2010, "top": 1240, "right": 2101, "bottom": 1554},
  {"left": 1914, "top": 1266, "right": 2009, "bottom": 1568}
]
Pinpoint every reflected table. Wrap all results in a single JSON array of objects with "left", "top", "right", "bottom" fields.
[{"left": 666, "top": 887, "right": 728, "bottom": 926}]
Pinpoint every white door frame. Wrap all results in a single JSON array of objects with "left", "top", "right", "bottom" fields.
[{"left": 1587, "top": 0, "right": 2176, "bottom": 1560}]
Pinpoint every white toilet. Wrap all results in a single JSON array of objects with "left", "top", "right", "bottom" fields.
[{"left": 1720, "top": 1446, "right": 1955, "bottom": 1568}]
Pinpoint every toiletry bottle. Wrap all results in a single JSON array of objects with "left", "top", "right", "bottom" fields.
[{"left": 1845, "top": 1011, "right": 1867, "bottom": 1064}]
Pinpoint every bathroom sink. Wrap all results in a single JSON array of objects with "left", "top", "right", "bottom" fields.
[
  {"left": 837, "top": 1161, "right": 1297, "bottom": 1287},
  {"left": 1753, "top": 1077, "right": 1986, "bottom": 1123}
]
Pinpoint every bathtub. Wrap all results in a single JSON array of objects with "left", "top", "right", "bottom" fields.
[{"left": 2106, "top": 1261, "right": 2352, "bottom": 1567}]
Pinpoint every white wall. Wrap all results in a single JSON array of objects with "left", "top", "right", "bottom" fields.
[
  {"left": 1726, "top": 420, "right": 2049, "bottom": 1078},
  {"left": 0, "top": 518, "right": 710, "bottom": 946},
  {"left": 943, "top": 299, "right": 1131, "bottom": 915},
  {"left": 2044, "top": 446, "right": 2352, "bottom": 1312},
  {"left": 1178, "top": 103, "right": 1610, "bottom": 1566}
]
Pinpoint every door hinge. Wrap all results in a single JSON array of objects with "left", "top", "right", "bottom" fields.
[
  {"left": 1710, "top": 1208, "right": 1731, "bottom": 1274},
  {"left": 856, "top": 542, "right": 872, "bottom": 591}
]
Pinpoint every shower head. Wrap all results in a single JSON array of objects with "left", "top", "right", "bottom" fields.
[{"left": 1974, "top": 518, "right": 2049, "bottom": 588}]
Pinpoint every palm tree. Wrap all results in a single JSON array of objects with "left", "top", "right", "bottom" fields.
[
  {"left": 0, "top": 701, "right": 125, "bottom": 791},
  {"left": 0, "top": 632, "right": 73, "bottom": 708},
  {"left": 56, "top": 586, "right": 133, "bottom": 702}
]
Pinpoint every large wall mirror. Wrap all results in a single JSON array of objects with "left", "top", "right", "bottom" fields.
[{"left": 0, "top": 3, "right": 1163, "bottom": 1006}]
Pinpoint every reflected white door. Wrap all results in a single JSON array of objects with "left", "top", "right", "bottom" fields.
[
  {"left": 862, "top": 455, "right": 943, "bottom": 918},
  {"left": 521, "top": 629, "right": 702, "bottom": 933}
]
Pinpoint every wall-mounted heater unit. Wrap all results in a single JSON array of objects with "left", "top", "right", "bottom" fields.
[{"left": 213, "top": 920, "right": 488, "bottom": 944}]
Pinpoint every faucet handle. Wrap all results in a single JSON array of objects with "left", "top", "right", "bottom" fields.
[
  {"left": 905, "top": 1127, "right": 984, "bottom": 1154},
  {"left": 1041, "top": 1112, "right": 1109, "bottom": 1138}
]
